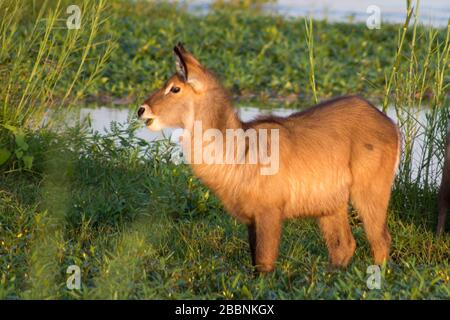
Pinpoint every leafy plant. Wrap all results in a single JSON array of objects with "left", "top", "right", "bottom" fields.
[{"left": 0, "top": 124, "right": 34, "bottom": 170}]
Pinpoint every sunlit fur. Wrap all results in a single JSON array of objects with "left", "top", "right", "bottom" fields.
[{"left": 139, "top": 44, "right": 400, "bottom": 272}]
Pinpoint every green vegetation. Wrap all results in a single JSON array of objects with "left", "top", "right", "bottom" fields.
[
  {"left": 0, "top": 0, "right": 449, "bottom": 299},
  {"left": 0, "top": 0, "right": 113, "bottom": 128},
  {"left": 99, "top": 1, "right": 448, "bottom": 106},
  {"left": 1, "top": 124, "right": 448, "bottom": 299}
]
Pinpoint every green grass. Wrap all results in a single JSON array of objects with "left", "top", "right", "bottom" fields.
[{"left": 0, "top": 0, "right": 449, "bottom": 299}]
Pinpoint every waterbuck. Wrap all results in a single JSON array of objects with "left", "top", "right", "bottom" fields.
[
  {"left": 138, "top": 43, "right": 400, "bottom": 272},
  {"left": 437, "top": 129, "right": 450, "bottom": 235}
]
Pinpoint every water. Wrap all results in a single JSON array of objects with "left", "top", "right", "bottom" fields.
[
  {"left": 79, "top": 105, "right": 295, "bottom": 142},
  {"left": 187, "top": 0, "right": 450, "bottom": 28}
]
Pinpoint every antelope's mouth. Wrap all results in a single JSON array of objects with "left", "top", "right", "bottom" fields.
[{"left": 145, "top": 118, "right": 154, "bottom": 126}]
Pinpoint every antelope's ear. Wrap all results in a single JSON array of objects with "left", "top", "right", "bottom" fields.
[
  {"left": 174, "top": 44, "right": 187, "bottom": 82},
  {"left": 173, "top": 43, "right": 205, "bottom": 92},
  {"left": 187, "top": 75, "right": 205, "bottom": 93}
]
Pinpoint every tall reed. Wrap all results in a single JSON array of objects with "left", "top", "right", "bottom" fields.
[
  {"left": 304, "top": 16, "right": 318, "bottom": 104},
  {"left": 0, "top": 0, "right": 114, "bottom": 132},
  {"left": 385, "top": 0, "right": 450, "bottom": 217}
]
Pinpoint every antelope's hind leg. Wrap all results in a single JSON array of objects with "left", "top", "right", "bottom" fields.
[
  {"left": 318, "top": 204, "right": 356, "bottom": 268},
  {"left": 351, "top": 187, "right": 392, "bottom": 265}
]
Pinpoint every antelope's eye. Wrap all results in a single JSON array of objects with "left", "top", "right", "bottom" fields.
[{"left": 171, "top": 86, "right": 180, "bottom": 93}]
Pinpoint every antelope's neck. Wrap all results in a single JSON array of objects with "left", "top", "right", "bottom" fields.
[
  {"left": 197, "top": 95, "right": 242, "bottom": 132},
  {"left": 181, "top": 96, "right": 243, "bottom": 185}
]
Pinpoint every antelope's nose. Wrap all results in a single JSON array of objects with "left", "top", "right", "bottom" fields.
[{"left": 137, "top": 106, "right": 145, "bottom": 118}]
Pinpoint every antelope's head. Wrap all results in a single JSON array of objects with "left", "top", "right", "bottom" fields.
[{"left": 137, "top": 43, "right": 214, "bottom": 131}]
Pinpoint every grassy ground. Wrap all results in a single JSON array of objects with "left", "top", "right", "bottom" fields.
[
  {"left": 0, "top": 1, "right": 449, "bottom": 299},
  {"left": 0, "top": 125, "right": 448, "bottom": 299}
]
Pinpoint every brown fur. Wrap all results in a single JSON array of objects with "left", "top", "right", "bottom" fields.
[
  {"left": 437, "top": 131, "right": 450, "bottom": 235},
  {"left": 139, "top": 44, "right": 400, "bottom": 272}
]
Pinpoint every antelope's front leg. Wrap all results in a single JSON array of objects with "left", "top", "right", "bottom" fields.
[{"left": 253, "top": 212, "right": 282, "bottom": 273}]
